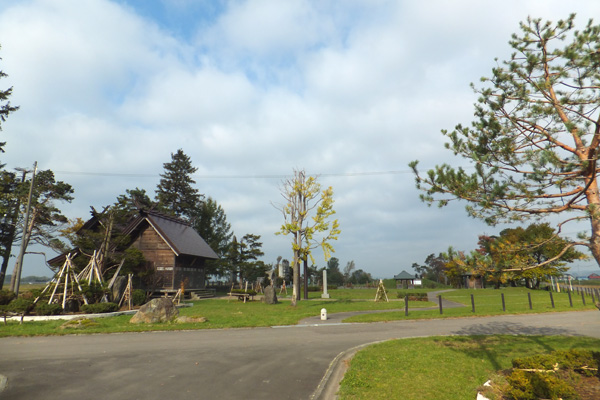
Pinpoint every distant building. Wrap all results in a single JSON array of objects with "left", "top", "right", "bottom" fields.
[
  {"left": 393, "top": 270, "right": 416, "bottom": 289},
  {"left": 588, "top": 273, "right": 600, "bottom": 280}
]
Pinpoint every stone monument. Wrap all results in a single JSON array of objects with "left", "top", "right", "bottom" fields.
[{"left": 321, "top": 269, "right": 330, "bottom": 299}]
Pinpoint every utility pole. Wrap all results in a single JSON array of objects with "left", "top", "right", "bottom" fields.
[{"left": 10, "top": 161, "right": 37, "bottom": 295}]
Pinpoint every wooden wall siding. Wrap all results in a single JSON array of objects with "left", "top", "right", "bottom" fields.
[
  {"left": 130, "top": 224, "right": 207, "bottom": 290},
  {"left": 131, "top": 225, "right": 176, "bottom": 289},
  {"left": 173, "top": 255, "right": 206, "bottom": 289}
]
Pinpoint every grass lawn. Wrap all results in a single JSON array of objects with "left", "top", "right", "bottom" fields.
[
  {"left": 0, "top": 294, "right": 408, "bottom": 337},
  {"left": 337, "top": 335, "right": 600, "bottom": 400},
  {"left": 0, "top": 288, "right": 594, "bottom": 337},
  {"left": 344, "top": 287, "right": 597, "bottom": 323}
]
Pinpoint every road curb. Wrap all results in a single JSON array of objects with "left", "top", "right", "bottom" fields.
[{"left": 311, "top": 340, "right": 387, "bottom": 400}]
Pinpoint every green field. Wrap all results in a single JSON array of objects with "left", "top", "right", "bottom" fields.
[
  {"left": 337, "top": 335, "right": 600, "bottom": 400},
  {"left": 344, "top": 287, "right": 597, "bottom": 322},
  {"left": 0, "top": 287, "right": 595, "bottom": 337}
]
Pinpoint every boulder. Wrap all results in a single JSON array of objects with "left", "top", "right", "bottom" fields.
[
  {"left": 176, "top": 316, "right": 207, "bottom": 323},
  {"left": 111, "top": 276, "right": 127, "bottom": 303},
  {"left": 263, "top": 286, "right": 278, "bottom": 305},
  {"left": 130, "top": 297, "right": 179, "bottom": 324}
]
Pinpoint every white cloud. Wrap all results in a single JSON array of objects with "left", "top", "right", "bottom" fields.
[{"left": 1, "top": 0, "right": 599, "bottom": 277}]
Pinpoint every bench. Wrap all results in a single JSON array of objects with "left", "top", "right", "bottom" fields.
[
  {"left": 189, "top": 289, "right": 216, "bottom": 300},
  {"left": 228, "top": 292, "right": 254, "bottom": 303},
  {"left": 1, "top": 310, "right": 24, "bottom": 325}
]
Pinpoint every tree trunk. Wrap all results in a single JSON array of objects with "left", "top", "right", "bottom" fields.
[
  {"left": 303, "top": 257, "right": 308, "bottom": 300},
  {"left": 583, "top": 150, "right": 600, "bottom": 267},
  {"left": 291, "top": 254, "right": 299, "bottom": 306}
]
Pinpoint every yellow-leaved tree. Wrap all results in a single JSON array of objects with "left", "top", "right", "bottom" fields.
[{"left": 275, "top": 169, "right": 340, "bottom": 306}]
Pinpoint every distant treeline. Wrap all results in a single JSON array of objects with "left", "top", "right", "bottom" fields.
[{"left": 3, "top": 275, "right": 50, "bottom": 284}]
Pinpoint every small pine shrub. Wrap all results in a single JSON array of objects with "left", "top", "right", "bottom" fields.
[
  {"left": 19, "top": 289, "right": 42, "bottom": 300},
  {"left": 501, "top": 349, "right": 600, "bottom": 399},
  {"left": 79, "top": 281, "right": 108, "bottom": 303},
  {"left": 34, "top": 303, "right": 63, "bottom": 316},
  {"left": 0, "top": 289, "right": 16, "bottom": 305},
  {"left": 80, "top": 302, "right": 119, "bottom": 314},
  {"left": 506, "top": 369, "right": 577, "bottom": 400},
  {"left": 132, "top": 289, "right": 147, "bottom": 306},
  {"left": 7, "top": 298, "right": 34, "bottom": 314}
]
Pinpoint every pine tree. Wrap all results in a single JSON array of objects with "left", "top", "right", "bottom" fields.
[
  {"left": 411, "top": 15, "right": 600, "bottom": 268},
  {"left": 155, "top": 149, "right": 203, "bottom": 220},
  {"left": 192, "top": 197, "right": 233, "bottom": 278},
  {"left": 0, "top": 44, "right": 19, "bottom": 160}
]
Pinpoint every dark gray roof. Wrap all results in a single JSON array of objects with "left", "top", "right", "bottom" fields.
[
  {"left": 145, "top": 212, "right": 218, "bottom": 259},
  {"left": 393, "top": 270, "right": 416, "bottom": 280}
]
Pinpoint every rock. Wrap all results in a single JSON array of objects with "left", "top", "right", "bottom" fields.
[
  {"left": 111, "top": 276, "right": 127, "bottom": 303},
  {"left": 59, "top": 317, "right": 99, "bottom": 330},
  {"left": 130, "top": 297, "right": 179, "bottom": 324},
  {"left": 176, "top": 316, "right": 207, "bottom": 323},
  {"left": 263, "top": 286, "right": 278, "bottom": 304}
]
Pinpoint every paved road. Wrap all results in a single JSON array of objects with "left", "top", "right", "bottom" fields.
[{"left": 1, "top": 311, "right": 599, "bottom": 400}]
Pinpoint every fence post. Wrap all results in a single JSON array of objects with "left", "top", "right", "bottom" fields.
[
  {"left": 581, "top": 291, "right": 586, "bottom": 306},
  {"left": 592, "top": 292, "right": 596, "bottom": 305},
  {"left": 405, "top": 295, "right": 408, "bottom": 316},
  {"left": 550, "top": 292, "right": 555, "bottom": 308},
  {"left": 501, "top": 293, "right": 506, "bottom": 312},
  {"left": 471, "top": 294, "right": 475, "bottom": 313},
  {"left": 528, "top": 292, "right": 532, "bottom": 310},
  {"left": 438, "top": 295, "right": 443, "bottom": 315},
  {"left": 568, "top": 290, "right": 573, "bottom": 307}
]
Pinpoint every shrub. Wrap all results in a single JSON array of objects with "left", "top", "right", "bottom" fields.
[
  {"left": 506, "top": 369, "right": 577, "bottom": 400},
  {"left": 0, "top": 289, "right": 16, "bottom": 305},
  {"left": 79, "top": 281, "right": 108, "bottom": 303},
  {"left": 132, "top": 289, "right": 147, "bottom": 306},
  {"left": 34, "top": 303, "right": 63, "bottom": 316},
  {"left": 500, "top": 349, "right": 600, "bottom": 399},
  {"left": 80, "top": 302, "right": 119, "bottom": 314},
  {"left": 20, "top": 289, "right": 42, "bottom": 300},
  {"left": 513, "top": 349, "right": 600, "bottom": 378},
  {"left": 7, "top": 298, "right": 34, "bottom": 314},
  {"left": 397, "top": 292, "right": 429, "bottom": 301}
]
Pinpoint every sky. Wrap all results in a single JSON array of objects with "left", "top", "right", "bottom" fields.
[{"left": 1, "top": 0, "right": 600, "bottom": 279}]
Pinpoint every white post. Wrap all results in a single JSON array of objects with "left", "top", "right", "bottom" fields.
[{"left": 321, "top": 269, "right": 330, "bottom": 299}]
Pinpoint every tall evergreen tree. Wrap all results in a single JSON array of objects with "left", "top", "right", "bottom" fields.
[
  {"left": 227, "top": 234, "right": 264, "bottom": 284},
  {"left": 155, "top": 149, "right": 203, "bottom": 220},
  {"left": 192, "top": 197, "right": 233, "bottom": 278},
  {"left": 0, "top": 44, "right": 19, "bottom": 160}
]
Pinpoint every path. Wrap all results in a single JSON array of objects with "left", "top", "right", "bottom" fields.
[{"left": 1, "top": 310, "right": 599, "bottom": 400}]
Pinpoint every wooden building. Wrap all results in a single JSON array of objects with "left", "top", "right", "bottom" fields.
[
  {"left": 123, "top": 210, "right": 218, "bottom": 291},
  {"left": 49, "top": 210, "right": 218, "bottom": 292}
]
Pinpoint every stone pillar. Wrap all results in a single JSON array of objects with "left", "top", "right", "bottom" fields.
[{"left": 321, "top": 269, "right": 330, "bottom": 299}]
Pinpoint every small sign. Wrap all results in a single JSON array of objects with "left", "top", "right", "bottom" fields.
[{"left": 414, "top": 279, "right": 422, "bottom": 286}]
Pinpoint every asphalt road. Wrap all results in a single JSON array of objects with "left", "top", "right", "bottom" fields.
[{"left": 1, "top": 310, "right": 599, "bottom": 400}]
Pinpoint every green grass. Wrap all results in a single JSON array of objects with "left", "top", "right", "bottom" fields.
[
  {"left": 0, "top": 296, "right": 406, "bottom": 337},
  {"left": 337, "top": 335, "right": 600, "bottom": 400},
  {"left": 278, "top": 287, "right": 435, "bottom": 301},
  {"left": 344, "top": 287, "right": 597, "bottom": 323},
  {"left": 0, "top": 288, "right": 594, "bottom": 337}
]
